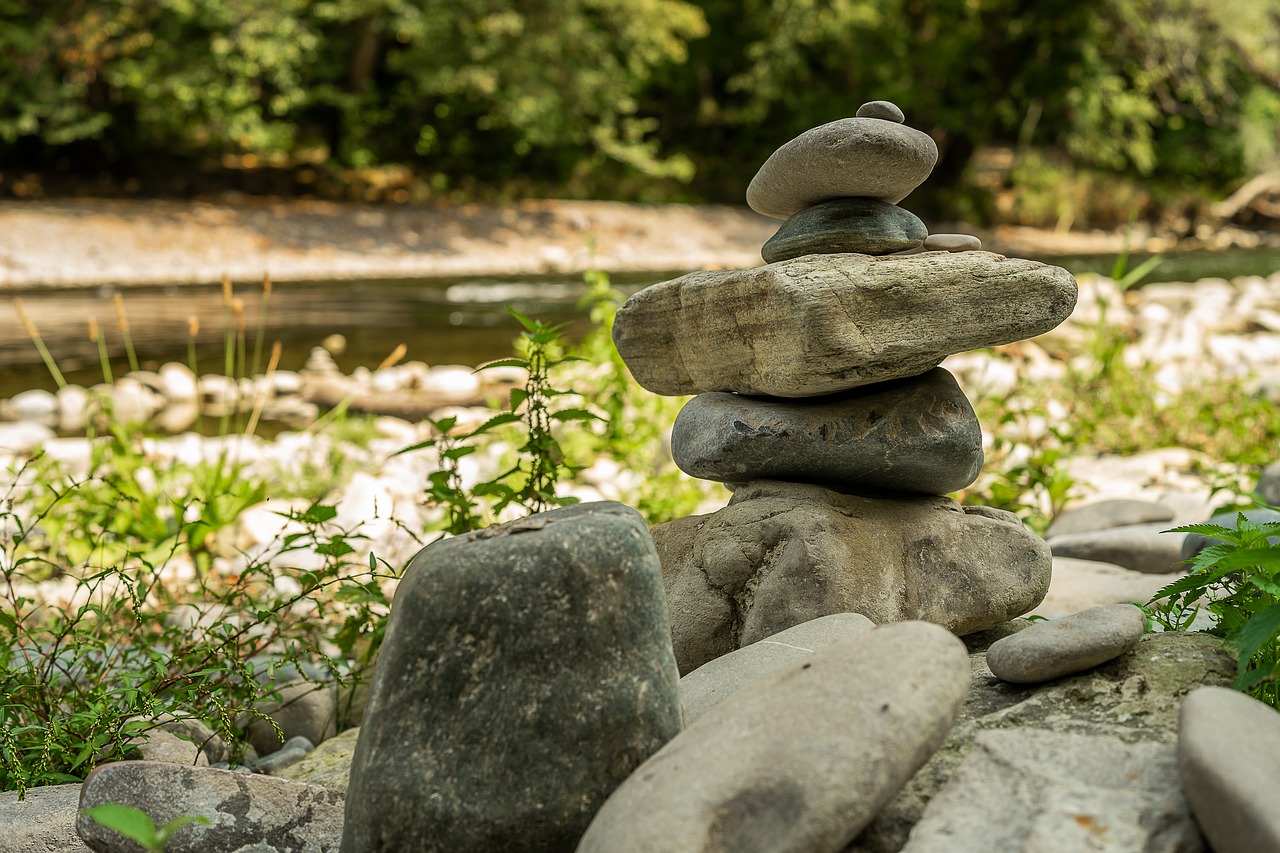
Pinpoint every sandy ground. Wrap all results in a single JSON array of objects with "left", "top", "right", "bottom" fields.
[{"left": 0, "top": 197, "right": 1157, "bottom": 289}]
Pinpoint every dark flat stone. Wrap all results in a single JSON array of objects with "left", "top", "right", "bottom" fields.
[{"left": 761, "top": 198, "right": 926, "bottom": 262}]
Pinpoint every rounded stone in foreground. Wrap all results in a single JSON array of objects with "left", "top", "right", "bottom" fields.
[
  {"left": 577, "top": 621, "right": 970, "bottom": 853},
  {"left": 670, "top": 368, "right": 983, "bottom": 495},
  {"left": 341, "top": 502, "right": 682, "bottom": 853},
  {"left": 986, "top": 603, "right": 1146, "bottom": 684},
  {"left": 761, "top": 198, "right": 926, "bottom": 262},
  {"left": 1179, "top": 686, "right": 1280, "bottom": 853},
  {"left": 747, "top": 117, "right": 938, "bottom": 218}
]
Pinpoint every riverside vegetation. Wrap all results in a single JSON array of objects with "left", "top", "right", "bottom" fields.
[{"left": 4, "top": 265, "right": 1280, "bottom": 803}]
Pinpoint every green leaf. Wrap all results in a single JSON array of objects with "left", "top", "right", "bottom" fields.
[
  {"left": 471, "top": 413, "right": 523, "bottom": 433},
  {"left": 389, "top": 438, "right": 439, "bottom": 458},
  {"left": 156, "top": 814, "right": 211, "bottom": 845},
  {"left": 479, "top": 358, "right": 529, "bottom": 370},
  {"left": 550, "top": 408, "right": 602, "bottom": 423},
  {"left": 1166, "top": 522, "right": 1239, "bottom": 539},
  {"left": 81, "top": 805, "right": 160, "bottom": 848},
  {"left": 1229, "top": 600, "right": 1280, "bottom": 678},
  {"left": 300, "top": 503, "right": 338, "bottom": 524}
]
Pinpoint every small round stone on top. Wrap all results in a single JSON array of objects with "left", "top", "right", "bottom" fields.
[{"left": 855, "top": 101, "right": 905, "bottom": 123}]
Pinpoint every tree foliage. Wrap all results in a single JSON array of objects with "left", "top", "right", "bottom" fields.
[{"left": 1, "top": 0, "right": 1277, "bottom": 211}]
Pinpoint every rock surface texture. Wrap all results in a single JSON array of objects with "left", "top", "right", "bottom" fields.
[
  {"left": 77, "top": 761, "right": 345, "bottom": 853},
  {"left": 340, "top": 502, "right": 682, "bottom": 853},
  {"left": 679, "top": 612, "right": 875, "bottom": 724},
  {"left": 670, "top": 368, "right": 983, "bottom": 495},
  {"left": 577, "top": 621, "right": 969, "bottom": 853},
  {"left": 851, "top": 630, "right": 1234, "bottom": 852},
  {"left": 651, "top": 481, "right": 1051, "bottom": 673},
  {"left": 900, "top": 729, "right": 1202, "bottom": 852},
  {"left": 611, "top": 252, "right": 1079, "bottom": 398}
]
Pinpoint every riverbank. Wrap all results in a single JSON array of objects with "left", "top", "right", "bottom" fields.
[{"left": 4, "top": 197, "right": 1275, "bottom": 289}]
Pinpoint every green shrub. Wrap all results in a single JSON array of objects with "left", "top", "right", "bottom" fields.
[{"left": 1147, "top": 512, "right": 1280, "bottom": 709}]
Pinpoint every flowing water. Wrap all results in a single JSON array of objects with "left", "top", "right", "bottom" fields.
[{"left": 3, "top": 249, "right": 1279, "bottom": 401}]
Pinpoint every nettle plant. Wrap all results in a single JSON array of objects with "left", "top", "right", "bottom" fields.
[
  {"left": 1147, "top": 511, "right": 1280, "bottom": 709},
  {"left": 0, "top": 451, "right": 395, "bottom": 798}
]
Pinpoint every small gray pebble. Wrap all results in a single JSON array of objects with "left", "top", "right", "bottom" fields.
[
  {"left": 986, "top": 603, "right": 1145, "bottom": 684},
  {"left": 855, "top": 100, "right": 905, "bottom": 122}
]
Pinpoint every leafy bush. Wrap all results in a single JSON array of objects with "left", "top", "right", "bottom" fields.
[
  {"left": 1147, "top": 512, "right": 1280, "bottom": 708},
  {"left": 0, "top": 453, "right": 394, "bottom": 797}
]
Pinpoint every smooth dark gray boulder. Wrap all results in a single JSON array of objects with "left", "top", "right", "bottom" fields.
[
  {"left": 77, "top": 761, "right": 344, "bottom": 853},
  {"left": 340, "top": 502, "right": 682, "bottom": 853},
  {"left": 670, "top": 368, "right": 982, "bottom": 496},
  {"left": 760, "top": 198, "right": 927, "bottom": 262},
  {"left": 653, "top": 480, "right": 1051, "bottom": 674}
]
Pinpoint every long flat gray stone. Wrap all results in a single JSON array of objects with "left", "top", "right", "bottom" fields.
[
  {"left": 612, "top": 252, "right": 1078, "bottom": 398},
  {"left": 578, "top": 621, "right": 969, "bottom": 853}
]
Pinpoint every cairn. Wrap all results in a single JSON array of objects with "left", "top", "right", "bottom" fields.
[{"left": 612, "top": 100, "right": 1080, "bottom": 673}]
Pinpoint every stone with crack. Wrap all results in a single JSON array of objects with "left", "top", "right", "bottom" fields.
[{"left": 611, "top": 252, "right": 1078, "bottom": 398}]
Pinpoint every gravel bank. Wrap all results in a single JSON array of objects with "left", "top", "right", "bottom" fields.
[{"left": 0, "top": 197, "right": 1184, "bottom": 290}]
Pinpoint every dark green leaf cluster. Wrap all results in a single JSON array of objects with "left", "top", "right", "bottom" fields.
[{"left": 1147, "top": 512, "right": 1280, "bottom": 708}]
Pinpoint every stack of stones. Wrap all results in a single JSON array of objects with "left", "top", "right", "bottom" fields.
[{"left": 612, "top": 100, "right": 1081, "bottom": 673}]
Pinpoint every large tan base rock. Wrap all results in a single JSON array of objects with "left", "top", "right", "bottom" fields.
[{"left": 652, "top": 480, "right": 1051, "bottom": 673}]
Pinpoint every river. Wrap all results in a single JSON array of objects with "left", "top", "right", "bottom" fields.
[{"left": 3, "top": 249, "right": 1280, "bottom": 400}]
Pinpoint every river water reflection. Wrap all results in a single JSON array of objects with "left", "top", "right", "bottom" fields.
[{"left": 3, "top": 249, "right": 1280, "bottom": 400}]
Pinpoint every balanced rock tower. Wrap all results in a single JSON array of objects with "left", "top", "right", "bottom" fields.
[{"left": 613, "top": 101, "right": 1079, "bottom": 674}]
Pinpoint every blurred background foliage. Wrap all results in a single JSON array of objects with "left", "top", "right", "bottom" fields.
[{"left": 1, "top": 0, "right": 1278, "bottom": 226}]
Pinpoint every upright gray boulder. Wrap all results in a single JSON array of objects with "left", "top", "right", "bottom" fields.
[{"left": 340, "top": 502, "right": 683, "bottom": 853}]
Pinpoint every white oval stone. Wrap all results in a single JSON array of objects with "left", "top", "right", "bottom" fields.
[{"left": 923, "top": 233, "right": 982, "bottom": 252}]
